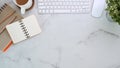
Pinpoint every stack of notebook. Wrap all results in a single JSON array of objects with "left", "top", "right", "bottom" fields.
[
  {"left": 0, "top": 3, "right": 41, "bottom": 52},
  {"left": 0, "top": 3, "right": 23, "bottom": 52}
]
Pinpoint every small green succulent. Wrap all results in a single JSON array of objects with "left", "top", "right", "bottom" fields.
[{"left": 106, "top": 0, "right": 120, "bottom": 24}]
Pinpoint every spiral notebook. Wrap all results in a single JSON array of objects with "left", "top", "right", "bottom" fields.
[
  {"left": 6, "top": 15, "right": 41, "bottom": 44},
  {"left": 0, "top": 3, "right": 23, "bottom": 52}
]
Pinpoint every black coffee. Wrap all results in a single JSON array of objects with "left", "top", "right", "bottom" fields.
[{"left": 16, "top": 0, "right": 28, "bottom": 5}]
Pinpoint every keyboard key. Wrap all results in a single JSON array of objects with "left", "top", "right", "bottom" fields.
[{"left": 53, "top": 10, "right": 71, "bottom": 13}]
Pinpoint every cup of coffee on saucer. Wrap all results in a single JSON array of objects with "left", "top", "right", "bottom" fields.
[{"left": 13, "top": 0, "right": 34, "bottom": 14}]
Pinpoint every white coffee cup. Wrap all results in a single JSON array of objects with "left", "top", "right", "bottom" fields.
[{"left": 13, "top": 0, "right": 32, "bottom": 14}]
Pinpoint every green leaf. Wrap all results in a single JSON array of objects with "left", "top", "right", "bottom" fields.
[{"left": 106, "top": 0, "right": 120, "bottom": 24}]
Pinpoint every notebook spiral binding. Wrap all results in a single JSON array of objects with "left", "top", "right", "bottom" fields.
[
  {"left": 0, "top": 3, "right": 7, "bottom": 14},
  {"left": 19, "top": 20, "right": 30, "bottom": 38}
]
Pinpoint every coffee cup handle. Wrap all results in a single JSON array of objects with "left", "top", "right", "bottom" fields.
[{"left": 21, "top": 8, "right": 25, "bottom": 14}]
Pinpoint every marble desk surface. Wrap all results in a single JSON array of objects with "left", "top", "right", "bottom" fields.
[{"left": 1, "top": 0, "right": 120, "bottom": 68}]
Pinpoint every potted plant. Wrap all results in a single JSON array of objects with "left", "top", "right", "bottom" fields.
[{"left": 106, "top": 0, "right": 120, "bottom": 24}]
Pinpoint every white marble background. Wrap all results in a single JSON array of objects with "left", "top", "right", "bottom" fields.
[{"left": 0, "top": 0, "right": 120, "bottom": 68}]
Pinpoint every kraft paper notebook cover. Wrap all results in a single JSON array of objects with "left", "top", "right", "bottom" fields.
[
  {"left": 0, "top": 3, "right": 23, "bottom": 52},
  {"left": 6, "top": 15, "right": 41, "bottom": 44}
]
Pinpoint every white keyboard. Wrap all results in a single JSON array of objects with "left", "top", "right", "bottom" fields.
[{"left": 38, "top": 0, "right": 91, "bottom": 14}]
